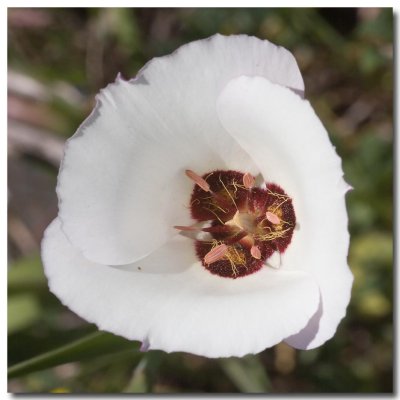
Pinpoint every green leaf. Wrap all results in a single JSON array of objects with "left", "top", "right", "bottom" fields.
[
  {"left": 8, "top": 294, "right": 41, "bottom": 334},
  {"left": 8, "top": 331, "right": 139, "bottom": 379},
  {"left": 219, "top": 355, "right": 271, "bottom": 393}
]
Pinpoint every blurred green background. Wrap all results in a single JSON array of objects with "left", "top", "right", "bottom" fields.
[{"left": 7, "top": 8, "right": 393, "bottom": 393}]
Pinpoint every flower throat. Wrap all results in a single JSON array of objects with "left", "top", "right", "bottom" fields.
[{"left": 175, "top": 170, "right": 296, "bottom": 279}]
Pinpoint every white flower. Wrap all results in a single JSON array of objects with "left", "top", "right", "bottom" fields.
[{"left": 41, "top": 34, "right": 353, "bottom": 358}]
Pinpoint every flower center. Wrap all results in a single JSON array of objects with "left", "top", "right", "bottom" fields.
[{"left": 175, "top": 170, "right": 296, "bottom": 279}]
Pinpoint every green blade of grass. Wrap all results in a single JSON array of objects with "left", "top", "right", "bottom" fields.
[
  {"left": 123, "top": 350, "right": 165, "bottom": 393},
  {"left": 219, "top": 354, "right": 271, "bottom": 393},
  {"left": 8, "top": 330, "right": 139, "bottom": 379},
  {"left": 123, "top": 357, "right": 148, "bottom": 393}
]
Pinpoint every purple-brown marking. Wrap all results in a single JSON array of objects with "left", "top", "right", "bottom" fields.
[{"left": 183, "top": 170, "right": 296, "bottom": 278}]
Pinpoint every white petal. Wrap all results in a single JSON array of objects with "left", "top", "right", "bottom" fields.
[
  {"left": 42, "top": 218, "right": 320, "bottom": 358},
  {"left": 57, "top": 34, "right": 304, "bottom": 265},
  {"left": 266, "top": 251, "right": 282, "bottom": 269},
  {"left": 217, "top": 76, "right": 353, "bottom": 349},
  {"left": 284, "top": 294, "right": 323, "bottom": 348}
]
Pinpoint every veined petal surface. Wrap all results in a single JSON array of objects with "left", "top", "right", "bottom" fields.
[
  {"left": 57, "top": 34, "right": 304, "bottom": 265},
  {"left": 42, "top": 218, "right": 320, "bottom": 358},
  {"left": 217, "top": 76, "right": 353, "bottom": 349}
]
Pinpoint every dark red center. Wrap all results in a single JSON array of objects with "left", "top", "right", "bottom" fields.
[{"left": 185, "top": 170, "right": 296, "bottom": 279}]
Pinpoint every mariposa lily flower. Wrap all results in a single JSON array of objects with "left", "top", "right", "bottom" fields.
[{"left": 41, "top": 34, "right": 353, "bottom": 358}]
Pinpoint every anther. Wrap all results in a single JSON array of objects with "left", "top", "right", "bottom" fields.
[
  {"left": 266, "top": 211, "right": 280, "bottom": 225},
  {"left": 243, "top": 172, "right": 255, "bottom": 189},
  {"left": 250, "top": 245, "right": 261, "bottom": 259},
  {"left": 175, "top": 225, "right": 234, "bottom": 235},
  {"left": 185, "top": 170, "right": 210, "bottom": 192},
  {"left": 174, "top": 225, "right": 198, "bottom": 231},
  {"left": 204, "top": 244, "right": 228, "bottom": 264}
]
